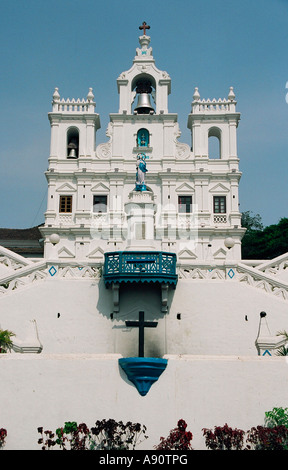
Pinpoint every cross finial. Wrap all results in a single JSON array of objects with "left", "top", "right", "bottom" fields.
[{"left": 139, "top": 21, "right": 150, "bottom": 36}]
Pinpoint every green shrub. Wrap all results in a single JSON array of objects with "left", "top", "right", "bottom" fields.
[{"left": 0, "top": 329, "right": 15, "bottom": 353}]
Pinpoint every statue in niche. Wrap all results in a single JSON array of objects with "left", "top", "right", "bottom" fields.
[
  {"left": 137, "top": 128, "right": 149, "bottom": 147},
  {"left": 135, "top": 153, "right": 148, "bottom": 191}
]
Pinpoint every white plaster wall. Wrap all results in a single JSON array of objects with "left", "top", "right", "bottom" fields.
[
  {"left": 1, "top": 354, "right": 288, "bottom": 450},
  {"left": 1, "top": 278, "right": 288, "bottom": 357},
  {"left": 167, "top": 280, "right": 288, "bottom": 356},
  {"left": 0, "top": 279, "right": 115, "bottom": 354}
]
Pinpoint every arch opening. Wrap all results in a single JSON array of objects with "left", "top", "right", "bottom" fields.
[
  {"left": 67, "top": 127, "right": 79, "bottom": 158},
  {"left": 208, "top": 127, "right": 221, "bottom": 159}
]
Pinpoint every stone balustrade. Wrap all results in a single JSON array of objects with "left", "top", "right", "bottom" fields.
[
  {"left": 191, "top": 87, "right": 237, "bottom": 114},
  {"left": 51, "top": 87, "right": 95, "bottom": 113},
  {"left": 191, "top": 98, "right": 236, "bottom": 113}
]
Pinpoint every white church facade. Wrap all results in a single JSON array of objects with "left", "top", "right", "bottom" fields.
[
  {"left": 43, "top": 31, "right": 244, "bottom": 262},
  {"left": 1, "top": 25, "right": 288, "bottom": 450}
]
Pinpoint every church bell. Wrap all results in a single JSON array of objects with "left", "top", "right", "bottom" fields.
[
  {"left": 67, "top": 138, "right": 78, "bottom": 158},
  {"left": 134, "top": 92, "right": 154, "bottom": 115},
  {"left": 68, "top": 148, "right": 77, "bottom": 158},
  {"left": 134, "top": 79, "right": 155, "bottom": 115}
]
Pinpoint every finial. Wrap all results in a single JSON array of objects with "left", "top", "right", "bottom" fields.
[
  {"left": 52, "top": 87, "right": 60, "bottom": 111},
  {"left": 139, "top": 21, "right": 150, "bottom": 36},
  {"left": 193, "top": 87, "right": 200, "bottom": 101},
  {"left": 53, "top": 87, "right": 60, "bottom": 100},
  {"left": 228, "top": 86, "right": 235, "bottom": 101},
  {"left": 87, "top": 87, "right": 94, "bottom": 102}
]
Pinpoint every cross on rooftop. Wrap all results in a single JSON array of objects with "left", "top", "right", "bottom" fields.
[
  {"left": 125, "top": 311, "right": 158, "bottom": 357},
  {"left": 139, "top": 22, "right": 150, "bottom": 35}
]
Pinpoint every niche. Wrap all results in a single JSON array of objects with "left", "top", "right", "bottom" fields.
[{"left": 137, "top": 128, "right": 150, "bottom": 147}]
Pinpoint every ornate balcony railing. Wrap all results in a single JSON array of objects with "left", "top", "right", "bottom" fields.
[
  {"left": 213, "top": 214, "right": 227, "bottom": 224},
  {"left": 103, "top": 251, "right": 178, "bottom": 287}
]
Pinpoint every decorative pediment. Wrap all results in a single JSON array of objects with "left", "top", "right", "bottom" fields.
[
  {"left": 178, "top": 249, "right": 197, "bottom": 260},
  {"left": 86, "top": 247, "right": 105, "bottom": 260},
  {"left": 91, "top": 182, "right": 110, "bottom": 193},
  {"left": 209, "top": 183, "right": 230, "bottom": 193},
  {"left": 175, "top": 183, "right": 195, "bottom": 193},
  {"left": 56, "top": 183, "right": 77, "bottom": 193},
  {"left": 58, "top": 246, "right": 75, "bottom": 258},
  {"left": 213, "top": 247, "right": 227, "bottom": 259}
]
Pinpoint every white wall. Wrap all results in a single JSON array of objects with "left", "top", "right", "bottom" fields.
[
  {"left": 1, "top": 354, "right": 288, "bottom": 450},
  {"left": 1, "top": 272, "right": 288, "bottom": 450},
  {"left": 1, "top": 277, "right": 288, "bottom": 357}
]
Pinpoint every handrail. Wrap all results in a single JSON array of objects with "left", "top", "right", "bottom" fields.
[
  {"left": 256, "top": 252, "right": 288, "bottom": 272},
  {"left": 0, "top": 259, "right": 102, "bottom": 297},
  {"left": 237, "top": 262, "right": 288, "bottom": 290},
  {"left": 0, "top": 260, "right": 47, "bottom": 285},
  {"left": 0, "top": 245, "right": 32, "bottom": 269}
]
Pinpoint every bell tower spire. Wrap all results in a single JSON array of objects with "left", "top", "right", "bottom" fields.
[{"left": 116, "top": 26, "right": 171, "bottom": 115}]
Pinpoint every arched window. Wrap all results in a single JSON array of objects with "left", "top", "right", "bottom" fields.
[
  {"left": 67, "top": 127, "right": 79, "bottom": 158},
  {"left": 137, "top": 128, "right": 149, "bottom": 147},
  {"left": 208, "top": 127, "right": 221, "bottom": 159}
]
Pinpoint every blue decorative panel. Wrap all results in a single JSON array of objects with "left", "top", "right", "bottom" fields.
[
  {"left": 49, "top": 266, "right": 57, "bottom": 277},
  {"left": 263, "top": 349, "right": 272, "bottom": 356},
  {"left": 228, "top": 268, "right": 235, "bottom": 279}
]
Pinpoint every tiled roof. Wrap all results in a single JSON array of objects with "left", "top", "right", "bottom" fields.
[
  {"left": 0, "top": 225, "right": 43, "bottom": 240},
  {"left": 0, "top": 225, "right": 44, "bottom": 256}
]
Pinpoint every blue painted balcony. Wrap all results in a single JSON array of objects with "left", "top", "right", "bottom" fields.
[{"left": 103, "top": 251, "right": 178, "bottom": 288}]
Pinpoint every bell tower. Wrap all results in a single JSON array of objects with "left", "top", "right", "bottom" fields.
[
  {"left": 41, "top": 87, "right": 101, "bottom": 259},
  {"left": 48, "top": 87, "right": 100, "bottom": 160},
  {"left": 116, "top": 32, "right": 171, "bottom": 116},
  {"left": 186, "top": 86, "right": 245, "bottom": 259}
]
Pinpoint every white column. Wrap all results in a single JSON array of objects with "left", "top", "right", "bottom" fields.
[
  {"left": 85, "top": 119, "right": 95, "bottom": 156},
  {"left": 229, "top": 122, "right": 238, "bottom": 157},
  {"left": 50, "top": 122, "right": 60, "bottom": 157}
]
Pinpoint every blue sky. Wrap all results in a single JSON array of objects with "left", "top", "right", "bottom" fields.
[{"left": 1, "top": 0, "right": 288, "bottom": 229}]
